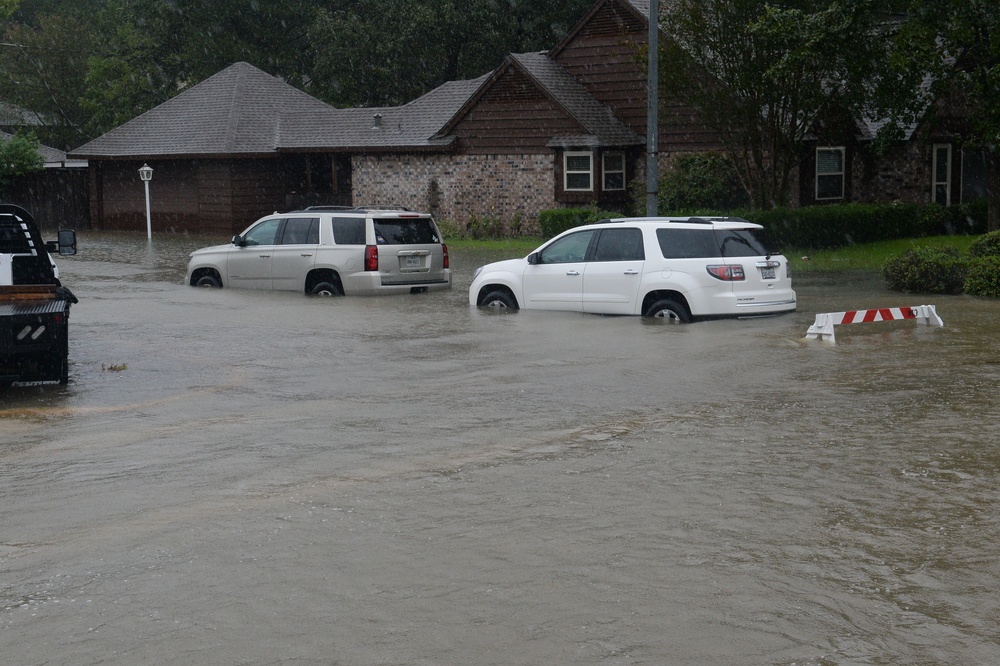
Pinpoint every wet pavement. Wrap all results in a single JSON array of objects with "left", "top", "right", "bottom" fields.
[{"left": 2, "top": 232, "right": 999, "bottom": 665}]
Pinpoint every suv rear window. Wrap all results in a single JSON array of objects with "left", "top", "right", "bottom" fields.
[
  {"left": 657, "top": 227, "right": 770, "bottom": 259},
  {"left": 657, "top": 228, "right": 719, "bottom": 259},
  {"left": 716, "top": 228, "right": 770, "bottom": 257},
  {"left": 373, "top": 219, "right": 440, "bottom": 245}
]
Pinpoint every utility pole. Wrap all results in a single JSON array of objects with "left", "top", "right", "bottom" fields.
[{"left": 646, "top": 0, "right": 659, "bottom": 217}]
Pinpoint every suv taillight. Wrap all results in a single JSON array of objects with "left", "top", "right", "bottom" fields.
[
  {"left": 364, "top": 245, "right": 379, "bottom": 272},
  {"left": 442, "top": 243, "right": 449, "bottom": 269},
  {"left": 706, "top": 264, "right": 745, "bottom": 281}
]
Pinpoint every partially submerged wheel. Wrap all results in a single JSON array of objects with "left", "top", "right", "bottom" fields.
[
  {"left": 479, "top": 290, "right": 518, "bottom": 310},
  {"left": 195, "top": 275, "right": 222, "bottom": 288},
  {"left": 311, "top": 281, "right": 344, "bottom": 297},
  {"left": 644, "top": 298, "right": 691, "bottom": 323}
]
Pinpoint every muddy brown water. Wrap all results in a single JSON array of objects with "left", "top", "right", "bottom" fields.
[{"left": 2, "top": 232, "right": 999, "bottom": 665}]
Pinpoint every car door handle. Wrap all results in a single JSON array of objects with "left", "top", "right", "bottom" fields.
[
  {"left": 258, "top": 254, "right": 271, "bottom": 258},
  {"left": 566, "top": 270, "right": 580, "bottom": 276},
  {"left": 300, "top": 253, "right": 313, "bottom": 257},
  {"left": 624, "top": 269, "right": 639, "bottom": 275}
]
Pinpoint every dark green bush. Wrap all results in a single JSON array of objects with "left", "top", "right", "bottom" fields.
[
  {"left": 538, "top": 207, "right": 621, "bottom": 239},
  {"left": 881, "top": 246, "right": 967, "bottom": 294},
  {"left": 658, "top": 152, "right": 750, "bottom": 211},
  {"left": 749, "top": 202, "right": 930, "bottom": 250},
  {"left": 949, "top": 199, "right": 989, "bottom": 234},
  {"left": 968, "top": 230, "right": 1000, "bottom": 258},
  {"left": 964, "top": 256, "right": 1000, "bottom": 298}
]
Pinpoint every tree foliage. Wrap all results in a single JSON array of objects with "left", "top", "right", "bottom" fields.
[
  {"left": 0, "top": 130, "right": 43, "bottom": 192},
  {"left": 658, "top": 0, "right": 890, "bottom": 210},
  {"left": 308, "top": 0, "right": 590, "bottom": 107}
]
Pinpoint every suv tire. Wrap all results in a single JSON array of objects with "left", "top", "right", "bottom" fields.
[
  {"left": 311, "top": 281, "right": 344, "bottom": 297},
  {"left": 644, "top": 298, "right": 691, "bottom": 323},
  {"left": 480, "top": 290, "right": 518, "bottom": 310},
  {"left": 195, "top": 275, "right": 222, "bottom": 288}
]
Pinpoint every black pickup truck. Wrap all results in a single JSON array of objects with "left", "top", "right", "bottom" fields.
[{"left": 1, "top": 204, "right": 78, "bottom": 386}]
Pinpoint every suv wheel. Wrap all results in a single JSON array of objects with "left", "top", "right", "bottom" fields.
[
  {"left": 311, "top": 281, "right": 344, "bottom": 297},
  {"left": 479, "top": 290, "right": 518, "bottom": 310},
  {"left": 644, "top": 298, "right": 691, "bottom": 323},
  {"left": 195, "top": 275, "right": 222, "bottom": 288}
]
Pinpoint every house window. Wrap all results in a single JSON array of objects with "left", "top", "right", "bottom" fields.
[
  {"left": 603, "top": 152, "right": 625, "bottom": 191},
  {"left": 815, "top": 147, "right": 845, "bottom": 200},
  {"left": 933, "top": 144, "right": 952, "bottom": 206},
  {"left": 564, "top": 151, "right": 593, "bottom": 191},
  {"left": 961, "top": 147, "right": 988, "bottom": 203}
]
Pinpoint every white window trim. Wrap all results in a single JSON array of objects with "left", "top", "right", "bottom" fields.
[
  {"left": 815, "top": 146, "right": 845, "bottom": 201},
  {"left": 564, "top": 151, "right": 594, "bottom": 192},
  {"left": 602, "top": 152, "right": 626, "bottom": 191},
  {"left": 932, "top": 143, "right": 952, "bottom": 206}
]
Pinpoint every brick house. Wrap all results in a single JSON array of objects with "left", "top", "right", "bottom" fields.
[{"left": 69, "top": 0, "right": 983, "bottom": 236}]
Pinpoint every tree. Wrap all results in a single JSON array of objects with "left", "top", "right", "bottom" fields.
[
  {"left": 0, "top": 12, "right": 96, "bottom": 149},
  {"left": 0, "top": 130, "right": 43, "bottom": 193},
  {"left": 79, "top": 0, "right": 186, "bottom": 136},
  {"left": 308, "top": 0, "right": 591, "bottom": 107},
  {"left": 658, "top": 0, "right": 887, "bottom": 209}
]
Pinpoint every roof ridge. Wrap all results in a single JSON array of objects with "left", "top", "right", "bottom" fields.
[{"left": 224, "top": 63, "right": 249, "bottom": 152}]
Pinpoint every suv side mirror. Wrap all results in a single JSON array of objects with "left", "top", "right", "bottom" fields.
[
  {"left": 527, "top": 252, "right": 539, "bottom": 265},
  {"left": 45, "top": 229, "right": 77, "bottom": 256},
  {"left": 232, "top": 235, "right": 245, "bottom": 247}
]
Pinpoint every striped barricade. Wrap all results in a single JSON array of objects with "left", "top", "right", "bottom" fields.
[{"left": 805, "top": 305, "right": 944, "bottom": 343}]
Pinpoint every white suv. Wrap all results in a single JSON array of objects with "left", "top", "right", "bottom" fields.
[
  {"left": 186, "top": 206, "right": 450, "bottom": 296},
  {"left": 469, "top": 216, "right": 795, "bottom": 322}
]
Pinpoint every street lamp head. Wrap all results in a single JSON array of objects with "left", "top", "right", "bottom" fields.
[{"left": 138, "top": 163, "right": 153, "bottom": 181}]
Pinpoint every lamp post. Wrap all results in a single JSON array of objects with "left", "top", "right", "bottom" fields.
[{"left": 138, "top": 163, "right": 153, "bottom": 240}]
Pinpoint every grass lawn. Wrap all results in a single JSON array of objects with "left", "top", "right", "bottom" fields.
[
  {"left": 786, "top": 235, "right": 979, "bottom": 272},
  {"left": 446, "top": 234, "right": 983, "bottom": 273}
]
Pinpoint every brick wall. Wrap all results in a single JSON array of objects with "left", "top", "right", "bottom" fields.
[
  {"left": 852, "top": 142, "right": 930, "bottom": 204},
  {"left": 352, "top": 153, "right": 555, "bottom": 234}
]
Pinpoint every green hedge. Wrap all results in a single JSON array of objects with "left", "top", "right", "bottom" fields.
[
  {"left": 744, "top": 200, "right": 987, "bottom": 250},
  {"left": 537, "top": 200, "right": 988, "bottom": 248},
  {"left": 537, "top": 207, "right": 622, "bottom": 239}
]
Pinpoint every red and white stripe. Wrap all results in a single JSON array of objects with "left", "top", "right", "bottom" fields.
[{"left": 829, "top": 307, "right": 918, "bottom": 325}]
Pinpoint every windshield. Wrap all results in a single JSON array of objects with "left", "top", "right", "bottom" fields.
[
  {"left": 716, "top": 228, "right": 771, "bottom": 257},
  {"left": 373, "top": 219, "right": 440, "bottom": 245}
]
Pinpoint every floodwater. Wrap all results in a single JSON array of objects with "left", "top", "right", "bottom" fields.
[{"left": 2, "top": 232, "right": 999, "bottom": 665}]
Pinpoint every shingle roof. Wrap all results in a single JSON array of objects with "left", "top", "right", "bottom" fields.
[
  {"left": 1, "top": 130, "right": 84, "bottom": 167},
  {"left": 70, "top": 62, "right": 335, "bottom": 159},
  {"left": 276, "top": 75, "right": 489, "bottom": 151}
]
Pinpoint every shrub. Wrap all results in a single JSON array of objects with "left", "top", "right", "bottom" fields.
[
  {"left": 881, "top": 246, "right": 967, "bottom": 294},
  {"left": 537, "top": 206, "right": 621, "bottom": 239},
  {"left": 968, "top": 230, "right": 1000, "bottom": 259},
  {"left": 964, "top": 256, "right": 1000, "bottom": 298},
  {"left": 658, "top": 152, "right": 750, "bottom": 211}
]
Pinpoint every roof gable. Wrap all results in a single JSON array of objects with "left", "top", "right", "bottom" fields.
[
  {"left": 549, "top": 0, "right": 650, "bottom": 60},
  {"left": 70, "top": 62, "right": 335, "bottom": 159},
  {"left": 438, "top": 52, "right": 642, "bottom": 147}
]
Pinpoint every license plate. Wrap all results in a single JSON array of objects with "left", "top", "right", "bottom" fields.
[
  {"left": 760, "top": 267, "right": 775, "bottom": 280},
  {"left": 404, "top": 256, "right": 422, "bottom": 268}
]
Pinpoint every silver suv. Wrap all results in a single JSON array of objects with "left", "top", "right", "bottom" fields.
[
  {"left": 469, "top": 216, "right": 795, "bottom": 322},
  {"left": 186, "top": 206, "right": 450, "bottom": 296}
]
